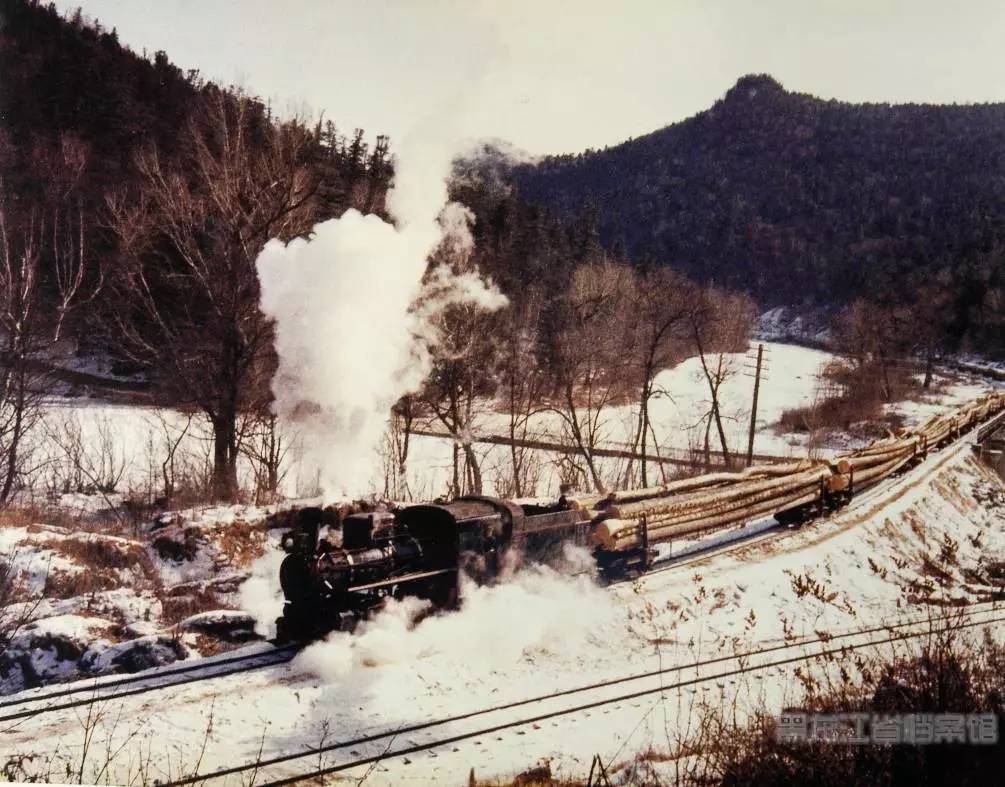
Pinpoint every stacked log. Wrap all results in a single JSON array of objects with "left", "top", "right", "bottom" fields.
[
  {"left": 601, "top": 460, "right": 838, "bottom": 506},
  {"left": 586, "top": 390, "right": 1005, "bottom": 553},
  {"left": 591, "top": 463, "right": 831, "bottom": 550}
]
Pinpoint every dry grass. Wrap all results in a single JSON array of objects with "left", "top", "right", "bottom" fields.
[
  {"left": 159, "top": 587, "right": 222, "bottom": 627},
  {"left": 211, "top": 520, "right": 267, "bottom": 568},
  {"left": 498, "top": 617, "right": 1005, "bottom": 786},
  {"left": 703, "top": 626, "right": 1005, "bottom": 786},
  {"left": 13, "top": 529, "right": 161, "bottom": 601},
  {"left": 469, "top": 769, "right": 579, "bottom": 787},
  {"left": 42, "top": 568, "right": 119, "bottom": 599},
  {"left": 779, "top": 394, "right": 885, "bottom": 434},
  {"left": 44, "top": 533, "right": 150, "bottom": 571},
  {"left": 151, "top": 519, "right": 265, "bottom": 569}
]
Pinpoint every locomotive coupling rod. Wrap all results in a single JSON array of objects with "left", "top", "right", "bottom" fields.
[{"left": 349, "top": 568, "right": 457, "bottom": 593}]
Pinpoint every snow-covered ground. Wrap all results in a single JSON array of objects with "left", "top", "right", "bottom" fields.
[
  {"left": 756, "top": 305, "right": 833, "bottom": 346},
  {"left": 2, "top": 436, "right": 1003, "bottom": 784}
]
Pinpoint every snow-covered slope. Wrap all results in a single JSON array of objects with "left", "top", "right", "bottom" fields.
[{"left": 3, "top": 441, "right": 1003, "bottom": 785}]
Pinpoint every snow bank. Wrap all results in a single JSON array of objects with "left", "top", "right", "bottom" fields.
[{"left": 79, "top": 635, "right": 187, "bottom": 674}]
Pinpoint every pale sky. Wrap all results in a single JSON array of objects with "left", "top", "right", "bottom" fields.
[{"left": 56, "top": 0, "right": 1005, "bottom": 156}]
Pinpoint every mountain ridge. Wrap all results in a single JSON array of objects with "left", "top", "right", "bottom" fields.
[{"left": 512, "top": 75, "right": 1005, "bottom": 351}]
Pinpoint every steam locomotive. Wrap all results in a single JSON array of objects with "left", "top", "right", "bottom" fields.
[{"left": 276, "top": 496, "right": 591, "bottom": 641}]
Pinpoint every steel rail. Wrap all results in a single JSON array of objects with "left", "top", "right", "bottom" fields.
[{"left": 0, "top": 644, "right": 299, "bottom": 723}]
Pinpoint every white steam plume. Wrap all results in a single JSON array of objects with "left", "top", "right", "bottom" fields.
[
  {"left": 295, "top": 549, "right": 620, "bottom": 687},
  {"left": 256, "top": 133, "right": 505, "bottom": 499},
  {"left": 237, "top": 542, "right": 286, "bottom": 638}
]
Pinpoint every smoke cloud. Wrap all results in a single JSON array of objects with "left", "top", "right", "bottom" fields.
[
  {"left": 238, "top": 541, "right": 287, "bottom": 638},
  {"left": 256, "top": 132, "right": 505, "bottom": 499},
  {"left": 295, "top": 551, "right": 619, "bottom": 684}
]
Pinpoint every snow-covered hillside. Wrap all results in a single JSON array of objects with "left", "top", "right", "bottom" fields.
[{"left": 0, "top": 505, "right": 274, "bottom": 694}]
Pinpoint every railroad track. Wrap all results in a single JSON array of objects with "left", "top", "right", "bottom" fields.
[
  {"left": 0, "top": 643, "right": 299, "bottom": 725},
  {"left": 163, "top": 603, "right": 1004, "bottom": 786},
  {"left": 408, "top": 426, "right": 788, "bottom": 470}
]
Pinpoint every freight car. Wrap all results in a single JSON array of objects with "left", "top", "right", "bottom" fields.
[{"left": 276, "top": 391, "right": 1005, "bottom": 641}]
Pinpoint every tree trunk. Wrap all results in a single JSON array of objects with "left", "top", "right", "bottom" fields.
[
  {"left": 509, "top": 391, "right": 524, "bottom": 498},
  {"left": 211, "top": 411, "right": 239, "bottom": 501},
  {"left": 564, "top": 383, "right": 606, "bottom": 493},
  {"left": 626, "top": 382, "right": 647, "bottom": 488},
  {"left": 271, "top": 423, "right": 282, "bottom": 494},
  {"left": 703, "top": 412, "right": 713, "bottom": 473},
  {"left": 640, "top": 386, "right": 651, "bottom": 488},
  {"left": 693, "top": 332, "right": 731, "bottom": 467},
  {"left": 879, "top": 350, "right": 892, "bottom": 401},
  {"left": 462, "top": 443, "right": 483, "bottom": 495},
  {"left": 0, "top": 360, "right": 26, "bottom": 504},
  {"left": 711, "top": 395, "right": 731, "bottom": 465},
  {"left": 923, "top": 342, "right": 934, "bottom": 389},
  {"left": 451, "top": 442, "right": 460, "bottom": 498}
]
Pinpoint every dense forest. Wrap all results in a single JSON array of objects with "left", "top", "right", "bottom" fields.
[{"left": 513, "top": 74, "right": 1005, "bottom": 354}]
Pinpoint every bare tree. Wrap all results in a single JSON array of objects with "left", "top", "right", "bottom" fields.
[
  {"left": 835, "top": 298, "right": 912, "bottom": 402},
  {"left": 151, "top": 410, "right": 195, "bottom": 502},
  {"left": 241, "top": 412, "right": 291, "bottom": 504},
  {"left": 0, "top": 134, "right": 97, "bottom": 503},
  {"left": 42, "top": 412, "right": 127, "bottom": 499},
  {"left": 906, "top": 276, "right": 955, "bottom": 389},
  {"left": 384, "top": 395, "right": 416, "bottom": 500},
  {"left": 624, "top": 268, "right": 691, "bottom": 487},
  {"left": 496, "top": 291, "right": 548, "bottom": 498},
  {"left": 545, "top": 262, "right": 635, "bottom": 493},
  {"left": 420, "top": 303, "right": 498, "bottom": 497},
  {"left": 685, "top": 287, "right": 756, "bottom": 470},
  {"left": 105, "top": 90, "right": 320, "bottom": 501}
]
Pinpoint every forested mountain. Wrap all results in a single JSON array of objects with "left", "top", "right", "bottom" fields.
[{"left": 514, "top": 74, "right": 1005, "bottom": 352}]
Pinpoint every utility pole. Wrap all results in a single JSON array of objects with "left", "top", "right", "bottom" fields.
[{"left": 746, "top": 343, "right": 764, "bottom": 467}]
